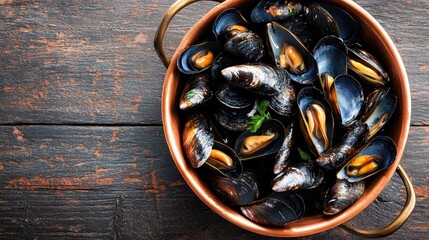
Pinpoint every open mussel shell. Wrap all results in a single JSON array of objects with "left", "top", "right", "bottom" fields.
[
  {"left": 240, "top": 192, "right": 305, "bottom": 227},
  {"left": 319, "top": 3, "right": 361, "bottom": 46},
  {"left": 348, "top": 46, "right": 389, "bottom": 87},
  {"left": 205, "top": 141, "right": 242, "bottom": 178},
  {"left": 177, "top": 41, "right": 222, "bottom": 75},
  {"left": 182, "top": 113, "right": 214, "bottom": 168},
  {"left": 297, "top": 87, "right": 334, "bottom": 156},
  {"left": 179, "top": 73, "right": 213, "bottom": 111},
  {"left": 266, "top": 22, "right": 318, "bottom": 85},
  {"left": 251, "top": 0, "right": 306, "bottom": 23},
  {"left": 323, "top": 179, "right": 365, "bottom": 215},
  {"left": 272, "top": 161, "right": 324, "bottom": 192},
  {"left": 213, "top": 9, "right": 264, "bottom": 62},
  {"left": 221, "top": 63, "right": 288, "bottom": 96},
  {"left": 337, "top": 135, "right": 397, "bottom": 182},
  {"left": 328, "top": 74, "right": 364, "bottom": 127},
  {"left": 273, "top": 121, "right": 295, "bottom": 175},
  {"left": 208, "top": 171, "right": 258, "bottom": 206},
  {"left": 313, "top": 35, "right": 348, "bottom": 82},
  {"left": 361, "top": 87, "right": 390, "bottom": 120},
  {"left": 363, "top": 91, "right": 397, "bottom": 139},
  {"left": 234, "top": 119, "right": 285, "bottom": 161}
]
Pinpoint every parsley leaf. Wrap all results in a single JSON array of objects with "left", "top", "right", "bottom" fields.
[
  {"left": 289, "top": 7, "right": 296, "bottom": 17},
  {"left": 247, "top": 99, "right": 271, "bottom": 133},
  {"left": 186, "top": 90, "right": 196, "bottom": 99},
  {"left": 298, "top": 148, "right": 312, "bottom": 161}
]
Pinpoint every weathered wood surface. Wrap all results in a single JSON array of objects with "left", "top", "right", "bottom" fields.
[{"left": 0, "top": 0, "right": 428, "bottom": 239}]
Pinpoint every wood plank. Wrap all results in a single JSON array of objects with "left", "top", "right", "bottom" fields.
[
  {"left": 0, "top": 125, "right": 427, "bottom": 239},
  {"left": 0, "top": 0, "right": 427, "bottom": 125}
]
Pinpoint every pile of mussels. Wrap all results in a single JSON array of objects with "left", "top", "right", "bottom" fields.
[{"left": 179, "top": 0, "right": 397, "bottom": 227}]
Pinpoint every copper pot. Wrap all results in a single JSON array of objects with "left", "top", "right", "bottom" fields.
[{"left": 154, "top": 0, "right": 415, "bottom": 237}]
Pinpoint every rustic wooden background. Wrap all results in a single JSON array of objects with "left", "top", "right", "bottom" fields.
[{"left": 0, "top": 0, "right": 428, "bottom": 239}]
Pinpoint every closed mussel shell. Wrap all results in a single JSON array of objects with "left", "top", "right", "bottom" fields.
[
  {"left": 266, "top": 22, "right": 318, "bottom": 84},
  {"left": 182, "top": 113, "right": 214, "bottom": 168},
  {"left": 268, "top": 75, "right": 296, "bottom": 117},
  {"left": 211, "top": 51, "right": 243, "bottom": 83},
  {"left": 208, "top": 171, "right": 259, "bottom": 206},
  {"left": 337, "top": 135, "right": 397, "bottom": 182},
  {"left": 273, "top": 121, "right": 295, "bottom": 175},
  {"left": 179, "top": 73, "right": 213, "bottom": 111},
  {"left": 215, "top": 83, "right": 253, "bottom": 110},
  {"left": 214, "top": 104, "right": 252, "bottom": 132},
  {"left": 272, "top": 161, "right": 324, "bottom": 192},
  {"left": 177, "top": 41, "right": 222, "bottom": 75},
  {"left": 240, "top": 192, "right": 305, "bottom": 227},
  {"left": 305, "top": 3, "right": 339, "bottom": 40},
  {"left": 323, "top": 179, "right": 365, "bottom": 215},
  {"left": 234, "top": 119, "right": 285, "bottom": 161}
]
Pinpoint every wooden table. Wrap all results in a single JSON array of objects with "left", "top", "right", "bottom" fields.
[{"left": 0, "top": 0, "right": 427, "bottom": 239}]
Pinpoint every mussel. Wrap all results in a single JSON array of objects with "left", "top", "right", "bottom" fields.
[
  {"left": 177, "top": 41, "right": 222, "bottom": 74},
  {"left": 182, "top": 113, "right": 214, "bottom": 168},
  {"left": 221, "top": 63, "right": 289, "bottom": 96},
  {"left": 268, "top": 74, "right": 296, "bottom": 117},
  {"left": 211, "top": 51, "right": 243, "bottom": 83},
  {"left": 323, "top": 179, "right": 365, "bottom": 215},
  {"left": 251, "top": 0, "right": 306, "bottom": 23},
  {"left": 348, "top": 45, "right": 389, "bottom": 86},
  {"left": 240, "top": 192, "right": 305, "bottom": 227},
  {"left": 208, "top": 171, "right": 259, "bottom": 206},
  {"left": 213, "top": 9, "right": 265, "bottom": 62},
  {"left": 297, "top": 87, "right": 334, "bottom": 156},
  {"left": 273, "top": 121, "right": 295, "bottom": 175},
  {"left": 337, "top": 135, "right": 397, "bottom": 182},
  {"left": 179, "top": 73, "right": 213, "bottom": 111},
  {"left": 266, "top": 22, "right": 318, "bottom": 84},
  {"left": 272, "top": 161, "right": 324, "bottom": 192},
  {"left": 205, "top": 141, "right": 243, "bottom": 178},
  {"left": 234, "top": 119, "right": 285, "bottom": 161},
  {"left": 315, "top": 121, "right": 369, "bottom": 170},
  {"left": 304, "top": 3, "right": 339, "bottom": 39}
]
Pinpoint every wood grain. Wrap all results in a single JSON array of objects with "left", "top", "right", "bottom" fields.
[
  {"left": 0, "top": 0, "right": 427, "bottom": 125},
  {"left": 0, "top": 126, "right": 427, "bottom": 239}
]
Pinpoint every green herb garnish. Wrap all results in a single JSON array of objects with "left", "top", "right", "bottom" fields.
[
  {"left": 298, "top": 148, "right": 312, "bottom": 161},
  {"left": 289, "top": 7, "right": 296, "bottom": 17},
  {"left": 186, "top": 90, "right": 196, "bottom": 99},
  {"left": 247, "top": 99, "right": 271, "bottom": 133}
]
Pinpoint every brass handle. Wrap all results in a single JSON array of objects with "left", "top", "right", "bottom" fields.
[
  {"left": 341, "top": 163, "right": 416, "bottom": 238},
  {"left": 154, "top": 0, "right": 224, "bottom": 68}
]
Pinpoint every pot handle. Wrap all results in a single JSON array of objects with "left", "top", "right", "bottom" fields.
[
  {"left": 341, "top": 163, "right": 416, "bottom": 238},
  {"left": 154, "top": 0, "right": 224, "bottom": 68}
]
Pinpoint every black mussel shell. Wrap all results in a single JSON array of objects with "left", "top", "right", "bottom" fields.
[
  {"left": 272, "top": 161, "right": 324, "bottom": 192},
  {"left": 305, "top": 3, "right": 339, "bottom": 40},
  {"left": 240, "top": 192, "right": 305, "bottom": 227},
  {"left": 297, "top": 87, "right": 334, "bottom": 156},
  {"left": 213, "top": 8, "right": 249, "bottom": 43},
  {"left": 280, "top": 15, "right": 317, "bottom": 50},
  {"left": 177, "top": 41, "right": 222, "bottom": 75},
  {"left": 273, "top": 121, "right": 295, "bottom": 175},
  {"left": 266, "top": 22, "right": 318, "bottom": 85},
  {"left": 221, "top": 63, "right": 288, "bottom": 96},
  {"left": 179, "top": 73, "right": 213, "bottom": 111},
  {"left": 313, "top": 35, "right": 348, "bottom": 81},
  {"left": 363, "top": 91, "right": 397, "bottom": 139},
  {"left": 234, "top": 119, "right": 285, "bottom": 161},
  {"left": 329, "top": 74, "right": 364, "bottom": 127},
  {"left": 205, "top": 141, "right": 242, "bottom": 178},
  {"left": 323, "top": 179, "right": 365, "bottom": 215},
  {"left": 215, "top": 83, "right": 253, "bottom": 109},
  {"left": 315, "top": 121, "right": 369, "bottom": 170},
  {"left": 251, "top": 0, "right": 306, "bottom": 23},
  {"left": 208, "top": 171, "right": 259, "bottom": 206},
  {"left": 337, "top": 135, "right": 397, "bottom": 182},
  {"left": 224, "top": 30, "right": 265, "bottom": 62},
  {"left": 182, "top": 113, "right": 214, "bottom": 168},
  {"left": 214, "top": 104, "right": 252, "bottom": 132},
  {"left": 319, "top": 3, "right": 361, "bottom": 46},
  {"left": 211, "top": 51, "right": 243, "bottom": 83},
  {"left": 268, "top": 75, "right": 296, "bottom": 117},
  {"left": 361, "top": 87, "right": 390, "bottom": 121},
  {"left": 348, "top": 45, "right": 389, "bottom": 86}
]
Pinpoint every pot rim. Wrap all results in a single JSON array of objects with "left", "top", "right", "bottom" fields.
[{"left": 161, "top": 0, "right": 411, "bottom": 237}]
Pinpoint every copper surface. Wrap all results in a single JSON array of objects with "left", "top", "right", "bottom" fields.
[{"left": 161, "top": 0, "right": 411, "bottom": 237}]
